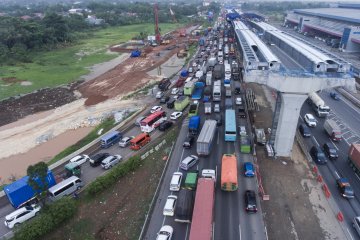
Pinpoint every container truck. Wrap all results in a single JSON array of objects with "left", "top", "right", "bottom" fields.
[
  {"left": 192, "top": 82, "right": 205, "bottom": 100},
  {"left": 207, "top": 57, "right": 217, "bottom": 71},
  {"left": 203, "top": 86, "right": 211, "bottom": 102},
  {"left": 206, "top": 72, "right": 212, "bottom": 86},
  {"left": 240, "top": 136, "right": 251, "bottom": 153},
  {"left": 324, "top": 119, "right": 342, "bottom": 141},
  {"left": 199, "top": 37, "right": 205, "bottom": 46},
  {"left": 188, "top": 178, "right": 215, "bottom": 240},
  {"left": 231, "top": 61, "right": 240, "bottom": 80},
  {"left": 175, "top": 96, "right": 190, "bottom": 111},
  {"left": 184, "top": 81, "right": 195, "bottom": 96},
  {"left": 188, "top": 102, "right": 199, "bottom": 117},
  {"left": 308, "top": 92, "right": 330, "bottom": 117},
  {"left": 174, "top": 189, "right": 195, "bottom": 223},
  {"left": 4, "top": 170, "right": 57, "bottom": 209},
  {"left": 224, "top": 62, "right": 231, "bottom": 79},
  {"left": 158, "top": 78, "right": 171, "bottom": 91},
  {"left": 196, "top": 120, "right": 217, "bottom": 156},
  {"left": 349, "top": 144, "right": 360, "bottom": 174},
  {"left": 225, "top": 87, "right": 232, "bottom": 97},
  {"left": 189, "top": 116, "right": 200, "bottom": 135}
]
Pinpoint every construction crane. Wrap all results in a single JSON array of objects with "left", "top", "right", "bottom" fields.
[
  {"left": 154, "top": 3, "right": 161, "bottom": 45},
  {"left": 169, "top": 7, "right": 177, "bottom": 23}
]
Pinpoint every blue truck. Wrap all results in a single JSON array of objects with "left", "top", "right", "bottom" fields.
[
  {"left": 199, "top": 37, "right": 205, "bottom": 46},
  {"left": 130, "top": 50, "right": 141, "bottom": 57},
  {"left": 189, "top": 116, "right": 200, "bottom": 135},
  {"left": 4, "top": 170, "right": 57, "bottom": 208},
  {"left": 203, "top": 86, "right": 211, "bottom": 102},
  {"left": 191, "top": 82, "right": 205, "bottom": 100}
]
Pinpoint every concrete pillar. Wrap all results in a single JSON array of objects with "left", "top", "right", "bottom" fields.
[{"left": 274, "top": 93, "right": 308, "bottom": 157}]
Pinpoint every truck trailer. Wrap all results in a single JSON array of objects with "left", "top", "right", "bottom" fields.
[
  {"left": 196, "top": 120, "right": 217, "bottom": 156},
  {"left": 189, "top": 116, "right": 200, "bottom": 135},
  {"left": 349, "top": 144, "right": 360, "bottom": 174},
  {"left": 192, "top": 82, "right": 205, "bottom": 100},
  {"left": 308, "top": 92, "right": 330, "bottom": 117},
  {"left": 174, "top": 189, "right": 195, "bottom": 223},
  {"left": 175, "top": 96, "right": 190, "bottom": 111},
  {"left": 4, "top": 170, "right": 56, "bottom": 208},
  {"left": 323, "top": 119, "right": 342, "bottom": 141}
]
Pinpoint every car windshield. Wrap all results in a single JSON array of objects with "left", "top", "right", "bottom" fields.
[
  {"left": 159, "top": 231, "right": 170, "bottom": 236},
  {"left": 329, "top": 149, "right": 337, "bottom": 154},
  {"left": 318, "top": 152, "right": 326, "bottom": 159}
]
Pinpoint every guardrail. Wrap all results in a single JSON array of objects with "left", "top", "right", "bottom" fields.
[{"left": 337, "top": 87, "right": 360, "bottom": 109}]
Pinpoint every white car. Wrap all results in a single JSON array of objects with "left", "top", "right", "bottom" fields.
[
  {"left": 150, "top": 106, "right": 163, "bottom": 113},
  {"left": 170, "top": 172, "right": 183, "bottom": 191},
  {"left": 192, "top": 62, "right": 197, "bottom": 68},
  {"left": 163, "top": 195, "right": 177, "bottom": 216},
  {"left": 214, "top": 104, "right": 220, "bottom": 113},
  {"left": 180, "top": 155, "right": 199, "bottom": 171},
  {"left": 101, "top": 155, "right": 122, "bottom": 170},
  {"left": 304, "top": 113, "right": 317, "bottom": 127},
  {"left": 119, "top": 136, "right": 134, "bottom": 148},
  {"left": 69, "top": 154, "right": 90, "bottom": 165},
  {"left": 156, "top": 225, "right": 173, "bottom": 240},
  {"left": 4, "top": 204, "right": 41, "bottom": 229},
  {"left": 236, "top": 97, "right": 242, "bottom": 105},
  {"left": 170, "top": 112, "right": 182, "bottom": 120},
  {"left": 171, "top": 88, "right": 179, "bottom": 95}
]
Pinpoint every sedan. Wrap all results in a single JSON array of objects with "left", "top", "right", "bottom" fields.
[
  {"left": 119, "top": 136, "right": 134, "bottom": 148},
  {"left": 244, "top": 162, "right": 255, "bottom": 177},
  {"left": 171, "top": 88, "right": 179, "bottom": 95},
  {"left": 304, "top": 113, "right": 316, "bottom": 127},
  {"left": 101, "top": 155, "right": 122, "bottom": 170},
  {"left": 150, "top": 106, "right": 162, "bottom": 113},
  {"left": 236, "top": 97, "right": 242, "bottom": 105},
  {"left": 163, "top": 195, "right": 177, "bottom": 216},
  {"left": 330, "top": 92, "right": 340, "bottom": 100},
  {"left": 170, "top": 111, "right": 182, "bottom": 120},
  {"left": 156, "top": 225, "right": 173, "bottom": 240},
  {"left": 69, "top": 154, "right": 90, "bottom": 166},
  {"left": 245, "top": 190, "right": 258, "bottom": 213}
]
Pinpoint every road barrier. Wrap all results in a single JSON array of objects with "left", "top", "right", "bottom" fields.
[
  {"left": 322, "top": 184, "right": 331, "bottom": 198},
  {"left": 337, "top": 212, "right": 344, "bottom": 222},
  {"left": 317, "top": 175, "right": 323, "bottom": 183}
]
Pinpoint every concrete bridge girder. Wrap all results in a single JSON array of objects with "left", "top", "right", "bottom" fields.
[{"left": 243, "top": 70, "right": 356, "bottom": 157}]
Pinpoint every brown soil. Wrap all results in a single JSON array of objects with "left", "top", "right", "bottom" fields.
[
  {"left": 1, "top": 77, "right": 22, "bottom": 84},
  {"left": 248, "top": 83, "right": 325, "bottom": 240}
]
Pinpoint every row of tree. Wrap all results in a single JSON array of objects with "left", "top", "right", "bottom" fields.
[{"left": 241, "top": 2, "right": 329, "bottom": 14}]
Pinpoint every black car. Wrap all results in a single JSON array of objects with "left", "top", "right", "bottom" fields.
[
  {"left": 159, "top": 96, "right": 170, "bottom": 104},
  {"left": 183, "top": 136, "right": 195, "bottom": 148},
  {"left": 90, "top": 153, "right": 110, "bottom": 167},
  {"left": 178, "top": 89, "right": 184, "bottom": 96},
  {"left": 159, "top": 120, "right": 173, "bottom": 131},
  {"left": 310, "top": 146, "right": 327, "bottom": 164},
  {"left": 167, "top": 99, "right": 176, "bottom": 109},
  {"left": 330, "top": 92, "right": 340, "bottom": 100},
  {"left": 298, "top": 124, "right": 311, "bottom": 137},
  {"left": 323, "top": 142, "right": 338, "bottom": 160},
  {"left": 244, "top": 190, "right": 257, "bottom": 213},
  {"left": 214, "top": 114, "right": 222, "bottom": 126}
]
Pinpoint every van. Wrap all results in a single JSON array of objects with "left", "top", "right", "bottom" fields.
[
  {"left": 167, "top": 98, "right": 176, "bottom": 109},
  {"left": 309, "top": 146, "right": 327, "bottom": 164},
  {"left": 100, "top": 131, "right": 122, "bottom": 148},
  {"left": 48, "top": 176, "right": 83, "bottom": 201},
  {"left": 170, "top": 172, "right": 183, "bottom": 191},
  {"left": 130, "top": 133, "right": 151, "bottom": 150},
  {"left": 180, "top": 155, "right": 199, "bottom": 171}
]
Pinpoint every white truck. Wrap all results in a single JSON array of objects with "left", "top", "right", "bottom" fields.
[
  {"left": 206, "top": 72, "right": 212, "bottom": 86},
  {"left": 204, "top": 102, "right": 212, "bottom": 114},
  {"left": 308, "top": 92, "right": 330, "bottom": 117},
  {"left": 196, "top": 120, "right": 217, "bottom": 156}
]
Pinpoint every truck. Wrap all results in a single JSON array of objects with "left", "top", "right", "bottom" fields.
[
  {"left": 225, "top": 87, "right": 232, "bottom": 97},
  {"left": 255, "top": 128, "right": 266, "bottom": 145},
  {"left": 175, "top": 96, "right": 190, "bottom": 111},
  {"left": 224, "top": 62, "right": 231, "bottom": 79},
  {"left": 184, "top": 81, "right": 195, "bottom": 96},
  {"left": 188, "top": 102, "right": 199, "bottom": 117},
  {"left": 206, "top": 71, "right": 212, "bottom": 86},
  {"left": 199, "top": 37, "right": 205, "bottom": 46},
  {"left": 231, "top": 61, "right": 240, "bottom": 80},
  {"left": 207, "top": 57, "right": 217, "bottom": 71},
  {"left": 213, "top": 65, "right": 223, "bottom": 79},
  {"left": 184, "top": 171, "right": 198, "bottom": 190},
  {"left": 324, "top": 119, "right": 342, "bottom": 141},
  {"left": 175, "top": 189, "right": 195, "bottom": 223},
  {"left": 308, "top": 92, "right": 330, "bottom": 117},
  {"left": 192, "top": 82, "right": 205, "bottom": 100},
  {"left": 204, "top": 102, "right": 212, "bottom": 114},
  {"left": 240, "top": 136, "right": 251, "bottom": 153},
  {"left": 4, "top": 170, "right": 57, "bottom": 209},
  {"left": 234, "top": 81, "right": 241, "bottom": 94},
  {"left": 189, "top": 116, "right": 200, "bottom": 135},
  {"left": 224, "top": 78, "right": 231, "bottom": 88},
  {"left": 196, "top": 120, "right": 217, "bottom": 156},
  {"left": 349, "top": 144, "right": 360, "bottom": 174},
  {"left": 175, "top": 76, "right": 186, "bottom": 87},
  {"left": 195, "top": 70, "right": 204, "bottom": 79},
  {"left": 203, "top": 86, "right": 211, "bottom": 102},
  {"left": 225, "top": 98, "right": 233, "bottom": 109},
  {"left": 158, "top": 78, "right": 171, "bottom": 91},
  {"left": 238, "top": 105, "right": 246, "bottom": 118},
  {"left": 188, "top": 178, "right": 215, "bottom": 240}
]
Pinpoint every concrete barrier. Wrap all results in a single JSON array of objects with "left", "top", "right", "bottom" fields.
[{"left": 338, "top": 87, "right": 360, "bottom": 108}]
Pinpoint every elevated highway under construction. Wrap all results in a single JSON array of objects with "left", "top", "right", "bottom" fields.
[{"left": 232, "top": 19, "right": 355, "bottom": 157}]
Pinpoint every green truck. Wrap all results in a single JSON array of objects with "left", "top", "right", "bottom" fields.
[
  {"left": 240, "top": 136, "right": 251, "bottom": 153},
  {"left": 184, "top": 171, "right": 198, "bottom": 190},
  {"left": 64, "top": 162, "right": 81, "bottom": 177},
  {"left": 175, "top": 96, "right": 190, "bottom": 111},
  {"left": 184, "top": 81, "right": 195, "bottom": 96}
]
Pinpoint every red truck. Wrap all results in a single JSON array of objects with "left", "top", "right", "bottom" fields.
[
  {"left": 349, "top": 144, "right": 360, "bottom": 174},
  {"left": 189, "top": 178, "right": 215, "bottom": 240}
]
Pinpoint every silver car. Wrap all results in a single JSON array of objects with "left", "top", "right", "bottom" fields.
[{"left": 101, "top": 155, "right": 122, "bottom": 170}]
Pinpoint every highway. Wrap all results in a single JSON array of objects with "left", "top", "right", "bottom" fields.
[
  {"left": 143, "top": 77, "right": 267, "bottom": 239},
  {"left": 298, "top": 89, "right": 360, "bottom": 239}
]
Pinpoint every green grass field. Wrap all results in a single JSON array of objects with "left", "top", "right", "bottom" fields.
[{"left": 0, "top": 23, "right": 183, "bottom": 100}]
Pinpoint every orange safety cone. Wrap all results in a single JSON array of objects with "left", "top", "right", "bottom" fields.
[{"left": 337, "top": 212, "right": 344, "bottom": 222}]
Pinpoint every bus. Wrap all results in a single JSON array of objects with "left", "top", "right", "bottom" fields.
[
  {"left": 48, "top": 176, "right": 83, "bottom": 201},
  {"left": 213, "top": 85, "right": 221, "bottom": 101},
  {"left": 100, "top": 131, "right": 122, "bottom": 148},
  {"left": 130, "top": 132, "right": 151, "bottom": 150},
  {"left": 225, "top": 109, "right": 236, "bottom": 141},
  {"left": 140, "top": 111, "right": 167, "bottom": 133},
  {"left": 221, "top": 154, "right": 238, "bottom": 191}
]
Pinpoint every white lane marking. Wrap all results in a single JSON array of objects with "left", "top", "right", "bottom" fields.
[
  {"left": 239, "top": 224, "right": 242, "bottom": 240},
  {"left": 177, "top": 148, "right": 185, "bottom": 171},
  {"left": 265, "top": 226, "right": 269, "bottom": 240},
  {"left": 217, "top": 130, "right": 220, "bottom": 144},
  {"left": 346, "top": 227, "right": 355, "bottom": 240},
  {"left": 344, "top": 138, "right": 351, "bottom": 146},
  {"left": 213, "top": 222, "right": 215, "bottom": 240},
  {"left": 162, "top": 216, "right": 166, "bottom": 226},
  {"left": 299, "top": 116, "right": 304, "bottom": 121},
  {"left": 184, "top": 223, "right": 189, "bottom": 240},
  {"left": 355, "top": 173, "right": 360, "bottom": 181},
  {"left": 330, "top": 139, "right": 339, "bottom": 150},
  {"left": 312, "top": 136, "right": 320, "bottom": 147},
  {"left": 334, "top": 171, "right": 340, "bottom": 179}
]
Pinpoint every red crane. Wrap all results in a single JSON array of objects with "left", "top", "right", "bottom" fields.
[{"left": 154, "top": 3, "right": 161, "bottom": 44}]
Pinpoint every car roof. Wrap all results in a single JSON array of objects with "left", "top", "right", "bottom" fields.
[
  {"left": 102, "top": 156, "right": 115, "bottom": 162},
  {"left": 183, "top": 156, "right": 195, "bottom": 163},
  {"left": 305, "top": 113, "right": 315, "bottom": 119},
  {"left": 6, "top": 206, "right": 33, "bottom": 219}
]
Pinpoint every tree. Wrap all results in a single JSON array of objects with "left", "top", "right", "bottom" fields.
[{"left": 27, "top": 162, "right": 49, "bottom": 206}]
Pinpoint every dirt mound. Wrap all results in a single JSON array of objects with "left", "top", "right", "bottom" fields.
[
  {"left": 0, "top": 81, "right": 82, "bottom": 127},
  {"left": 84, "top": 94, "right": 109, "bottom": 106}
]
